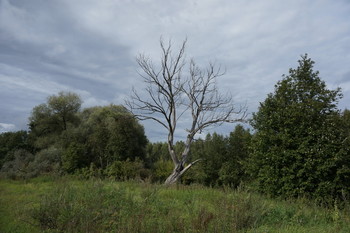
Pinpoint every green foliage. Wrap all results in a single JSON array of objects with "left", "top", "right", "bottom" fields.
[
  {"left": 220, "top": 125, "right": 252, "bottom": 187},
  {"left": 28, "top": 146, "right": 62, "bottom": 176},
  {"left": 29, "top": 92, "right": 82, "bottom": 149},
  {"left": 182, "top": 138, "right": 207, "bottom": 184},
  {"left": 79, "top": 105, "right": 148, "bottom": 168},
  {"left": 47, "top": 92, "right": 82, "bottom": 130},
  {"left": 218, "top": 162, "right": 239, "bottom": 186},
  {"left": 105, "top": 159, "right": 146, "bottom": 180},
  {"left": 151, "top": 159, "right": 174, "bottom": 182},
  {"left": 0, "top": 149, "right": 34, "bottom": 179},
  {"left": 62, "top": 143, "right": 86, "bottom": 173},
  {"left": 1, "top": 147, "right": 62, "bottom": 180},
  {"left": 202, "top": 133, "right": 228, "bottom": 186},
  {"left": 144, "top": 142, "right": 169, "bottom": 169},
  {"left": 0, "top": 131, "right": 33, "bottom": 168},
  {"left": 181, "top": 133, "right": 228, "bottom": 186},
  {"left": 23, "top": 92, "right": 148, "bottom": 177},
  {"left": 181, "top": 125, "right": 252, "bottom": 187},
  {"left": 75, "top": 163, "right": 104, "bottom": 179},
  {"left": 249, "top": 54, "right": 347, "bottom": 202}
]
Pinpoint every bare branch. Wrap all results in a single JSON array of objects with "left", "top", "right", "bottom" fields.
[
  {"left": 126, "top": 38, "right": 247, "bottom": 184},
  {"left": 178, "top": 159, "right": 202, "bottom": 177}
]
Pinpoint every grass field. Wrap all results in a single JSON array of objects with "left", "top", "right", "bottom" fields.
[{"left": 1, "top": 176, "right": 349, "bottom": 233}]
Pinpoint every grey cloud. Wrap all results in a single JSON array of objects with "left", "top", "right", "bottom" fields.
[{"left": 1, "top": 0, "right": 350, "bottom": 141}]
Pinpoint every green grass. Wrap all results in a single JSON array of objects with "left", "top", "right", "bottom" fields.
[{"left": 1, "top": 177, "right": 349, "bottom": 232}]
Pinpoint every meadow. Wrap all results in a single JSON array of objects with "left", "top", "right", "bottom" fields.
[{"left": 1, "top": 176, "right": 349, "bottom": 233}]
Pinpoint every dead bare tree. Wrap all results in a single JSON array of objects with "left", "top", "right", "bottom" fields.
[{"left": 126, "top": 39, "right": 246, "bottom": 185}]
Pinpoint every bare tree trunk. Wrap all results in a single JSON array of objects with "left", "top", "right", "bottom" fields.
[
  {"left": 164, "top": 165, "right": 183, "bottom": 185},
  {"left": 164, "top": 159, "right": 201, "bottom": 185}
]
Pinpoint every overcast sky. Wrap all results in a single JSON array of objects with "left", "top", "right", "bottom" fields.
[{"left": 1, "top": 0, "right": 350, "bottom": 141}]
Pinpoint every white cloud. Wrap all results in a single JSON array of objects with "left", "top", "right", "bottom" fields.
[{"left": 0, "top": 123, "right": 16, "bottom": 133}]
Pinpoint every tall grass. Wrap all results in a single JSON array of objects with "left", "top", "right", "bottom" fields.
[
  {"left": 1, "top": 177, "right": 350, "bottom": 232},
  {"left": 30, "top": 180, "right": 265, "bottom": 232}
]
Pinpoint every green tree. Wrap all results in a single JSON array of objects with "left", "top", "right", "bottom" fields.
[
  {"left": 219, "top": 125, "right": 251, "bottom": 187},
  {"left": 145, "top": 142, "right": 169, "bottom": 169},
  {"left": 29, "top": 92, "right": 82, "bottom": 149},
  {"left": 62, "top": 143, "right": 86, "bottom": 173},
  {"left": 250, "top": 54, "right": 345, "bottom": 201},
  {"left": 181, "top": 138, "right": 207, "bottom": 185},
  {"left": 203, "top": 133, "right": 228, "bottom": 186},
  {"left": 333, "top": 109, "right": 350, "bottom": 197},
  {"left": 47, "top": 92, "right": 82, "bottom": 131},
  {"left": 0, "top": 131, "right": 32, "bottom": 168},
  {"left": 79, "top": 105, "right": 148, "bottom": 169}
]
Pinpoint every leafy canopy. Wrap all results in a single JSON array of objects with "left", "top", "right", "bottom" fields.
[{"left": 250, "top": 54, "right": 345, "bottom": 201}]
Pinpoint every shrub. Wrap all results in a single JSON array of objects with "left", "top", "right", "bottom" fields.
[
  {"left": 105, "top": 159, "right": 145, "bottom": 180},
  {"left": 62, "top": 143, "right": 86, "bottom": 173},
  {"left": 0, "top": 149, "right": 34, "bottom": 179},
  {"left": 151, "top": 159, "right": 173, "bottom": 182},
  {"left": 218, "top": 162, "right": 242, "bottom": 187},
  {"left": 75, "top": 163, "right": 103, "bottom": 179},
  {"left": 28, "top": 147, "right": 62, "bottom": 176}
]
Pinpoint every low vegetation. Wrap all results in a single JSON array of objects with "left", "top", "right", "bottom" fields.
[{"left": 1, "top": 177, "right": 350, "bottom": 233}]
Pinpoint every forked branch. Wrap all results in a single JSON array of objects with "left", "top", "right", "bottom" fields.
[{"left": 126, "top": 38, "right": 247, "bottom": 184}]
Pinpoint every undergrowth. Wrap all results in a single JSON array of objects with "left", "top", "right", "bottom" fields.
[{"left": 1, "top": 177, "right": 350, "bottom": 232}]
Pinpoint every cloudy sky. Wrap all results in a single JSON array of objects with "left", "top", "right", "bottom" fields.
[{"left": 1, "top": 0, "right": 350, "bottom": 141}]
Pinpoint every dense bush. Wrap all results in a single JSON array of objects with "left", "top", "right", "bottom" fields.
[
  {"left": 105, "top": 159, "right": 146, "bottom": 180},
  {"left": 29, "top": 147, "right": 62, "bottom": 176},
  {"left": 0, "top": 147, "right": 62, "bottom": 179},
  {"left": 62, "top": 143, "right": 87, "bottom": 173},
  {"left": 0, "top": 130, "right": 33, "bottom": 168},
  {"left": 0, "top": 92, "right": 147, "bottom": 179},
  {"left": 151, "top": 159, "right": 173, "bottom": 182},
  {"left": 0, "top": 149, "right": 34, "bottom": 179},
  {"left": 71, "top": 105, "right": 148, "bottom": 170}
]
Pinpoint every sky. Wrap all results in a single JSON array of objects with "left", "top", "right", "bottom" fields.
[{"left": 1, "top": 0, "right": 350, "bottom": 141}]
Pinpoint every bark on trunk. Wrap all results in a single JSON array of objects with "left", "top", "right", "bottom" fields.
[
  {"left": 164, "top": 168, "right": 183, "bottom": 185},
  {"left": 164, "top": 159, "right": 202, "bottom": 185}
]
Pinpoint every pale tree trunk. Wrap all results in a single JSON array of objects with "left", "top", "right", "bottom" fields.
[
  {"left": 164, "top": 165, "right": 183, "bottom": 185},
  {"left": 164, "top": 158, "right": 201, "bottom": 185},
  {"left": 164, "top": 135, "right": 194, "bottom": 185}
]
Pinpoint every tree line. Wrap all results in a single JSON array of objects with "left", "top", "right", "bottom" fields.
[
  {"left": 1, "top": 40, "right": 350, "bottom": 204},
  {"left": 0, "top": 92, "right": 250, "bottom": 187},
  {"left": 0, "top": 93, "right": 148, "bottom": 180}
]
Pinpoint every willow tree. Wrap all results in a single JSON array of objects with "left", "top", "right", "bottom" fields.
[
  {"left": 29, "top": 91, "right": 82, "bottom": 149},
  {"left": 127, "top": 39, "right": 246, "bottom": 184}
]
